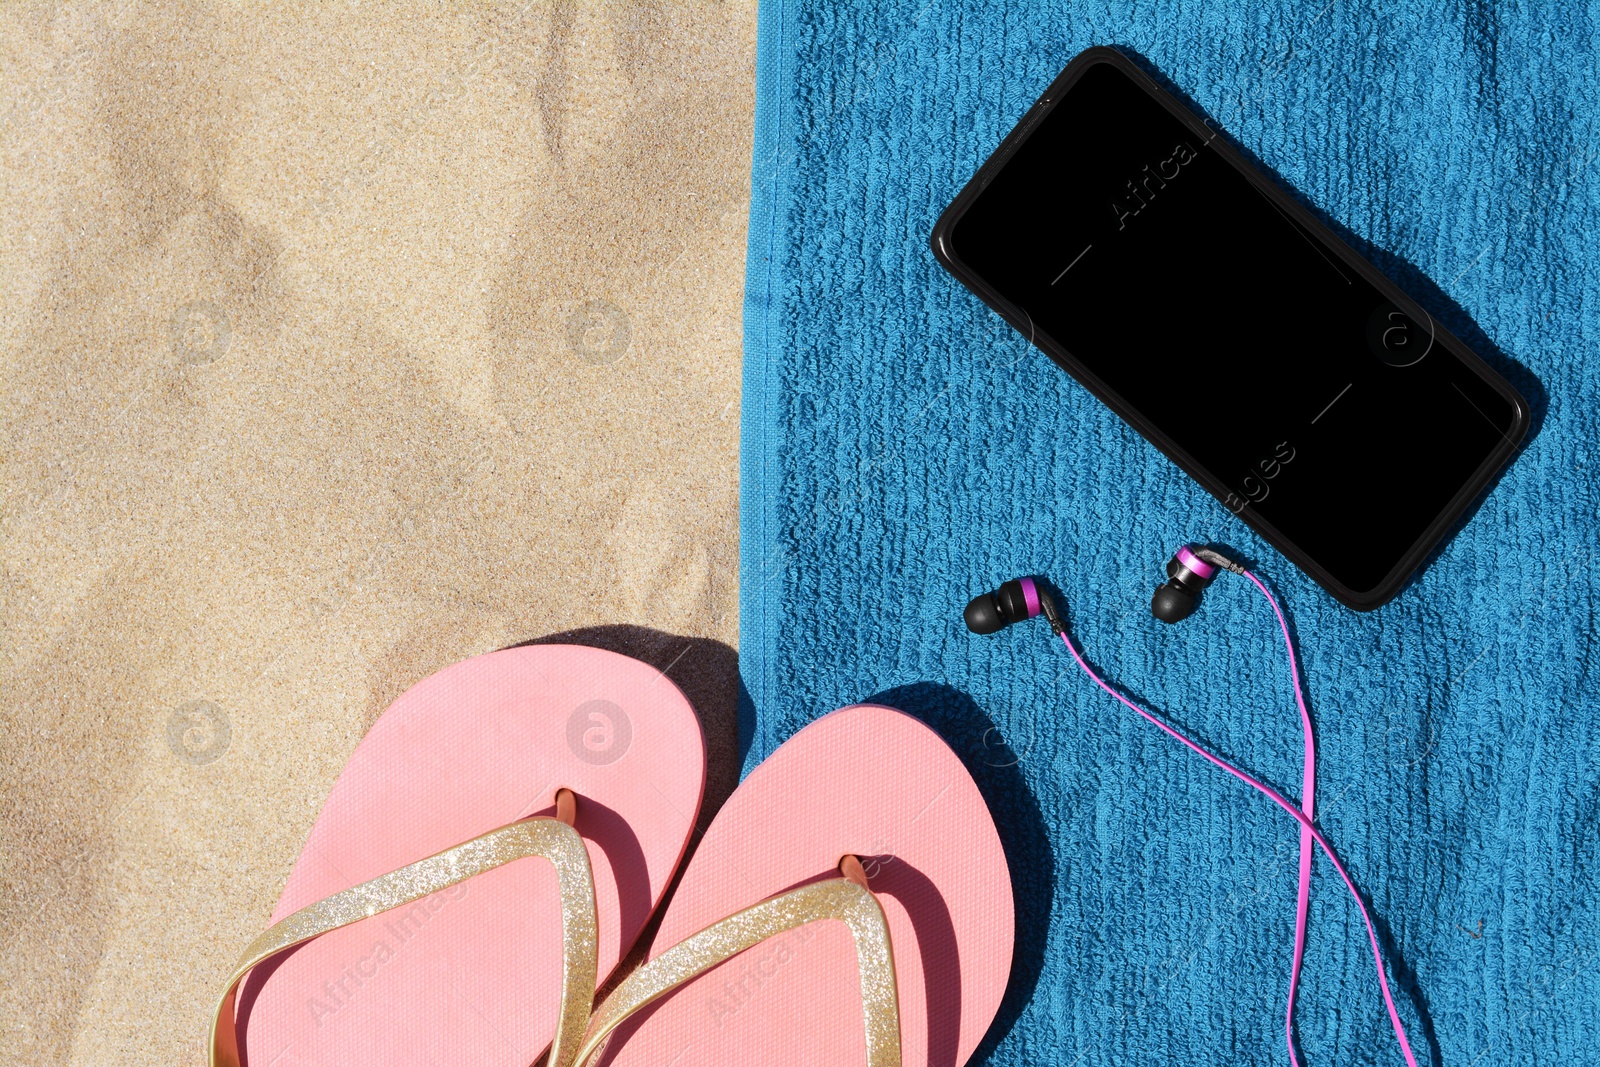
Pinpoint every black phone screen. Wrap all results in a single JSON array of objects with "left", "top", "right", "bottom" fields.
[{"left": 938, "top": 55, "right": 1526, "bottom": 604}]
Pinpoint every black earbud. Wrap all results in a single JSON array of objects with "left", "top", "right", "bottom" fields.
[
  {"left": 965, "top": 577, "right": 1066, "bottom": 635},
  {"left": 1151, "top": 545, "right": 1241, "bottom": 623},
  {"left": 964, "top": 579, "right": 1034, "bottom": 634},
  {"left": 1150, "top": 580, "right": 1199, "bottom": 624},
  {"left": 965, "top": 548, "right": 1242, "bottom": 636}
]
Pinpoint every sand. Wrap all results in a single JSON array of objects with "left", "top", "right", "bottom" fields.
[{"left": 0, "top": 3, "right": 755, "bottom": 1062}]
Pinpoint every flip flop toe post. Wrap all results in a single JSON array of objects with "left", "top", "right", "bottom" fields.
[
  {"left": 588, "top": 703, "right": 1015, "bottom": 1067},
  {"left": 213, "top": 644, "right": 706, "bottom": 1067}
]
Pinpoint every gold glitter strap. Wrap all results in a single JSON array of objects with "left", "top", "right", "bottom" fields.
[
  {"left": 208, "top": 816, "right": 599, "bottom": 1067},
  {"left": 573, "top": 876, "right": 901, "bottom": 1067}
]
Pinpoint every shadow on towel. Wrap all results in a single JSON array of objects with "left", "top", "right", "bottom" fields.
[{"left": 867, "top": 681, "right": 1057, "bottom": 1066}]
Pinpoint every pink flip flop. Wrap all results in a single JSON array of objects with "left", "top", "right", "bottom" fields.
[
  {"left": 209, "top": 644, "right": 706, "bottom": 1067},
  {"left": 575, "top": 703, "right": 1015, "bottom": 1067}
]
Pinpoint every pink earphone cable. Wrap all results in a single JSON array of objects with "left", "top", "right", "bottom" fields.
[
  {"left": 1053, "top": 570, "right": 1419, "bottom": 1067},
  {"left": 1258, "top": 563, "right": 1318, "bottom": 1067}
]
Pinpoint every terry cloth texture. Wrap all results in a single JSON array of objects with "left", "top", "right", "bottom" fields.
[{"left": 739, "top": 3, "right": 1598, "bottom": 1065}]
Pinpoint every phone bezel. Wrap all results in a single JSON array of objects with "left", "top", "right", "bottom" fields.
[{"left": 929, "top": 46, "right": 1530, "bottom": 610}]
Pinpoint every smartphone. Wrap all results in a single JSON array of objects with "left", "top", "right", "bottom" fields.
[{"left": 931, "top": 47, "right": 1529, "bottom": 610}]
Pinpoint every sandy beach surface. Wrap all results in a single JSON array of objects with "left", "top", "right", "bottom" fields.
[{"left": 0, "top": 4, "right": 755, "bottom": 1062}]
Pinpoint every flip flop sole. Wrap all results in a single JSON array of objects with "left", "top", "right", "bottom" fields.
[
  {"left": 601, "top": 704, "right": 1013, "bottom": 1067},
  {"left": 235, "top": 644, "right": 705, "bottom": 1067}
]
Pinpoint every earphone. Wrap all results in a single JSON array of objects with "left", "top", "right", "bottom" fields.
[
  {"left": 966, "top": 547, "right": 1420, "bottom": 1067},
  {"left": 1149, "top": 543, "right": 1236, "bottom": 622}
]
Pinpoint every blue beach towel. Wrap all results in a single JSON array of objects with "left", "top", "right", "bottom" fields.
[{"left": 738, "top": 3, "right": 1599, "bottom": 1065}]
